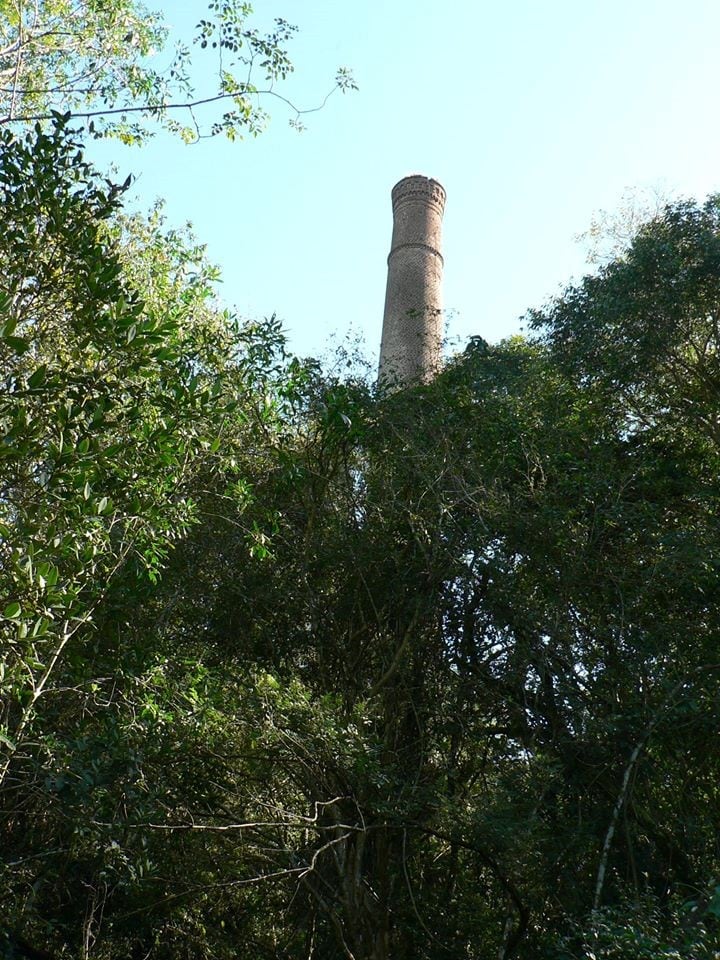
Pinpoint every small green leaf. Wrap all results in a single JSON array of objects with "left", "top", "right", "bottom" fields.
[
  {"left": 153, "top": 347, "right": 177, "bottom": 361},
  {"left": 28, "top": 364, "right": 47, "bottom": 388},
  {"left": 3, "top": 602, "right": 21, "bottom": 619},
  {"left": 5, "top": 336, "right": 29, "bottom": 354}
]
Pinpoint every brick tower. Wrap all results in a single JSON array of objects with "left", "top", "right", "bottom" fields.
[{"left": 378, "top": 175, "right": 446, "bottom": 385}]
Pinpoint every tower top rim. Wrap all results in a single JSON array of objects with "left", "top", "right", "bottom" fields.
[{"left": 391, "top": 175, "right": 446, "bottom": 211}]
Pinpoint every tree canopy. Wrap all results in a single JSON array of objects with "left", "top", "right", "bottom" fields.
[
  {"left": 0, "top": 0, "right": 355, "bottom": 142},
  {"left": 1, "top": 77, "right": 720, "bottom": 960}
]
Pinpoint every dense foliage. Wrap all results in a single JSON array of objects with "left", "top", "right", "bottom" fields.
[{"left": 2, "top": 124, "right": 720, "bottom": 957}]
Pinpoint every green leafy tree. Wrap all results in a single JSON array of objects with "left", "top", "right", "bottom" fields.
[
  {"left": 120, "top": 200, "right": 720, "bottom": 957},
  {"left": 0, "top": 119, "right": 303, "bottom": 957},
  {"left": 0, "top": 0, "right": 355, "bottom": 143},
  {"left": 3, "top": 120, "right": 720, "bottom": 959}
]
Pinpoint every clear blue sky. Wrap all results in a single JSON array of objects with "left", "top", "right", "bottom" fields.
[{"left": 90, "top": 0, "right": 720, "bottom": 367}]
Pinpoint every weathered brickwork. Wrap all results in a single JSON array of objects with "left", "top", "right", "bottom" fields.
[{"left": 378, "top": 175, "right": 446, "bottom": 386}]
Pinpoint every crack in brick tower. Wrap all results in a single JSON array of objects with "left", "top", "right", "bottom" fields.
[{"left": 378, "top": 175, "right": 446, "bottom": 386}]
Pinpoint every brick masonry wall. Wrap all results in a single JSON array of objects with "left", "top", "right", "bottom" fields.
[{"left": 378, "top": 175, "right": 446, "bottom": 386}]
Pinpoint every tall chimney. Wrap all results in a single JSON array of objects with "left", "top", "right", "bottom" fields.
[{"left": 378, "top": 175, "right": 446, "bottom": 385}]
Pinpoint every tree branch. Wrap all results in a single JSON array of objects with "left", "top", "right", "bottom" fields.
[{"left": 0, "top": 83, "right": 342, "bottom": 127}]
